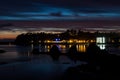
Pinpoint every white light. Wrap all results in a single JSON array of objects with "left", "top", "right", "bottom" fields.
[
  {"left": 96, "top": 37, "right": 105, "bottom": 43},
  {"left": 98, "top": 44, "right": 106, "bottom": 50}
]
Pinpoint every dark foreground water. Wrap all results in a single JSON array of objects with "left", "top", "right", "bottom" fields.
[
  {"left": 0, "top": 44, "right": 120, "bottom": 80},
  {"left": 0, "top": 57, "right": 87, "bottom": 80},
  {"left": 0, "top": 44, "right": 88, "bottom": 80}
]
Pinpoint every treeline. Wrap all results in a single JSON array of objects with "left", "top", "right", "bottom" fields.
[{"left": 15, "top": 29, "right": 120, "bottom": 46}]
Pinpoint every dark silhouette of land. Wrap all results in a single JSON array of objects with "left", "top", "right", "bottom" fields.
[{"left": 15, "top": 29, "right": 120, "bottom": 46}]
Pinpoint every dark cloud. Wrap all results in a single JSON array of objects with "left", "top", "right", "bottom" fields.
[
  {"left": 0, "top": 0, "right": 120, "bottom": 20},
  {"left": 32, "top": 0, "right": 120, "bottom": 8}
]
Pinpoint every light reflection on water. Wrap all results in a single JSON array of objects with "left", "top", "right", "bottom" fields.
[
  {"left": 0, "top": 44, "right": 106, "bottom": 60},
  {"left": 0, "top": 43, "right": 120, "bottom": 62},
  {"left": 97, "top": 44, "right": 106, "bottom": 50},
  {"left": 0, "top": 44, "right": 86, "bottom": 80},
  {"left": 31, "top": 44, "right": 87, "bottom": 53},
  {"left": 31, "top": 44, "right": 106, "bottom": 53}
]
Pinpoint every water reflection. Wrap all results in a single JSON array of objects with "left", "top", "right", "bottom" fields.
[
  {"left": 0, "top": 55, "right": 82, "bottom": 80},
  {"left": 16, "top": 46, "right": 32, "bottom": 56},
  {"left": 0, "top": 43, "right": 107, "bottom": 61},
  {"left": 77, "top": 44, "right": 86, "bottom": 52},
  {"left": 37, "top": 44, "right": 88, "bottom": 53},
  {"left": 16, "top": 44, "right": 107, "bottom": 55},
  {"left": 97, "top": 44, "right": 106, "bottom": 50},
  {"left": 0, "top": 45, "right": 20, "bottom": 60}
]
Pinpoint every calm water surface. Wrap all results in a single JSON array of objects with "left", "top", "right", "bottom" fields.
[
  {"left": 0, "top": 44, "right": 120, "bottom": 62},
  {"left": 0, "top": 44, "right": 120, "bottom": 80},
  {"left": 0, "top": 44, "right": 88, "bottom": 80},
  {"left": 0, "top": 44, "right": 87, "bottom": 63}
]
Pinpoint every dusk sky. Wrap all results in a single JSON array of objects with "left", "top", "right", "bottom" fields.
[{"left": 0, "top": 0, "right": 120, "bottom": 39}]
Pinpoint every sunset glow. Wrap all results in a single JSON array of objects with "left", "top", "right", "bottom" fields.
[{"left": 0, "top": 31, "right": 25, "bottom": 39}]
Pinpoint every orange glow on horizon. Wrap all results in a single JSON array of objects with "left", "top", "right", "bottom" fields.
[
  {"left": 0, "top": 31, "right": 24, "bottom": 39},
  {"left": 0, "top": 35, "right": 16, "bottom": 39}
]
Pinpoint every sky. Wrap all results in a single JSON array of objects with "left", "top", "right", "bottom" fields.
[{"left": 0, "top": 0, "right": 120, "bottom": 39}]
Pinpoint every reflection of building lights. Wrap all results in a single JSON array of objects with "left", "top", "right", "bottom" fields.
[
  {"left": 69, "top": 45, "right": 72, "bottom": 48},
  {"left": 112, "top": 40, "right": 114, "bottom": 43},
  {"left": 77, "top": 45, "right": 86, "bottom": 52},
  {"left": 59, "top": 45, "right": 66, "bottom": 49},
  {"left": 47, "top": 46, "right": 50, "bottom": 49},
  {"left": 31, "top": 41, "right": 33, "bottom": 43},
  {"left": 98, "top": 44, "right": 106, "bottom": 50},
  {"left": 31, "top": 44, "right": 33, "bottom": 49}
]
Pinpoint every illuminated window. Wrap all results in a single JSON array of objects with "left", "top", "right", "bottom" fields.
[{"left": 96, "top": 37, "right": 105, "bottom": 43}]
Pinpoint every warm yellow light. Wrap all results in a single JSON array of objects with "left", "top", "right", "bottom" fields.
[
  {"left": 79, "top": 40, "right": 85, "bottom": 43},
  {"left": 47, "top": 40, "right": 51, "bottom": 43},
  {"left": 59, "top": 45, "right": 66, "bottom": 49},
  {"left": 69, "top": 40, "right": 73, "bottom": 43},
  {"left": 77, "top": 45, "right": 86, "bottom": 52},
  {"left": 78, "top": 40, "right": 81, "bottom": 43},
  {"left": 90, "top": 40, "right": 94, "bottom": 42},
  {"left": 47, "top": 46, "right": 50, "bottom": 49},
  {"left": 62, "top": 40, "right": 66, "bottom": 42}
]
